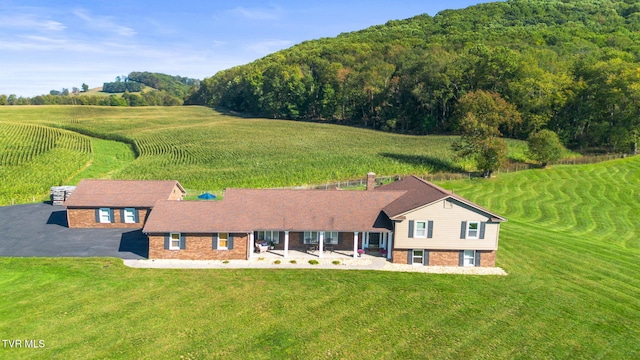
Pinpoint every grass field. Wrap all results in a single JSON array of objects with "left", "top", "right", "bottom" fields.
[
  {"left": 1, "top": 155, "right": 639, "bottom": 359},
  {"left": 0, "top": 106, "right": 531, "bottom": 205}
]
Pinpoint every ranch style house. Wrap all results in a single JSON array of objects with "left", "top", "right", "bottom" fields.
[{"left": 64, "top": 174, "right": 506, "bottom": 267}]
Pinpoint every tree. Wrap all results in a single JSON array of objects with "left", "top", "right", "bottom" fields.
[
  {"left": 452, "top": 90, "right": 521, "bottom": 177},
  {"left": 81, "top": 83, "right": 89, "bottom": 92},
  {"left": 61, "top": 88, "right": 69, "bottom": 96},
  {"left": 527, "top": 129, "right": 564, "bottom": 167}
]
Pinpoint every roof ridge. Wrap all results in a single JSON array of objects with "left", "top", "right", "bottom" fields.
[
  {"left": 409, "top": 175, "right": 451, "bottom": 195},
  {"left": 80, "top": 179, "right": 178, "bottom": 182}
]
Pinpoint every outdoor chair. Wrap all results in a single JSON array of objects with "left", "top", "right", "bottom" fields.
[{"left": 255, "top": 242, "right": 269, "bottom": 253}]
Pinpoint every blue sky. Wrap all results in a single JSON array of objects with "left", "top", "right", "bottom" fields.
[{"left": 0, "top": 1, "right": 494, "bottom": 96}]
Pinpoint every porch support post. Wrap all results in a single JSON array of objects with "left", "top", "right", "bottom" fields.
[
  {"left": 318, "top": 231, "right": 324, "bottom": 258},
  {"left": 387, "top": 232, "right": 393, "bottom": 260},
  {"left": 284, "top": 231, "right": 290, "bottom": 258},
  {"left": 353, "top": 231, "right": 359, "bottom": 258},
  {"left": 249, "top": 232, "right": 255, "bottom": 258}
]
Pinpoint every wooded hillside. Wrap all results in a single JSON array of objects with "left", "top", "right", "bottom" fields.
[{"left": 189, "top": 0, "right": 640, "bottom": 152}]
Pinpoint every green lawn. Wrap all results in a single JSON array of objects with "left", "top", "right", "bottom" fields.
[{"left": 1, "top": 156, "right": 640, "bottom": 359}]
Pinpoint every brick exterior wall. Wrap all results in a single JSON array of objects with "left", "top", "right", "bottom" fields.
[
  {"left": 392, "top": 249, "right": 496, "bottom": 267},
  {"left": 392, "top": 249, "right": 409, "bottom": 264},
  {"left": 148, "top": 233, "right": 248, "bottom": 260},
  {"left": 479, "top": 250, "right": 496, "bottom": 267},
  {"left": 67, "top": 208, "right": 149, "bottom": 228},
  {"left": 429, "top": 250, "right": 460, "bottom": 266}
]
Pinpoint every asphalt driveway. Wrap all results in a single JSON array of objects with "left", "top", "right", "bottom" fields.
[{"left": 0, "top": 203, "right": 147, "bottom": 259}]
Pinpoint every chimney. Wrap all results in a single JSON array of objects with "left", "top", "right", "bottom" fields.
[{"left": 366, "top": 172, "right": 376, "bottom": 191}]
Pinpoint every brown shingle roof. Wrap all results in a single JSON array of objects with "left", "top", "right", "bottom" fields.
[
  {"left": 143, "top": 188, "right": 406, "bottom": 234},
  {"left": 377, "top": 176, "right": 506, "bottom": 221},
  {"left": 64, "top": 179, "right": 185, "bottom": 208}
]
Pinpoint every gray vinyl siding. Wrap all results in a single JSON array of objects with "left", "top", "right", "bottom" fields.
[{"left": 393, "top": 198, "right": 500, "bottom": 251}]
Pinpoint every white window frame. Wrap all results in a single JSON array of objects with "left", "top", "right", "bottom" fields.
[
  {"left": 304, "top": 231, "right": 319, "bottom": 244},
  {"left": 123, "top": 208, "right": 136, "bottom": 223},
  {"left": 414, "top": 221, "right": 427, "bottom": 238},
  {"left": 463, "top": 250, "right": 476, "bottom": 266},
  {"left": 218, "top": 233, "right": 229, "bottom": 250},
  {"left": 256, "top": 231, "right": 280, "bottom": 244},
  {"left": 169, "top": 232, "right": 181, "bottom": 250},
  {"left": 98, "top": 208, "right": 111, "bottom": 223},
  {"left": 412, "top": 249, "right": 424, "bottom": 265},
  {"left": 324, "top": 231, "right": 339, "bottom": 245},
  {"left": 304, "top": 231, "right": 339, "bottom": 245},
  {"left": 467, "top": 221, "right": 480, "bottom": 239}
]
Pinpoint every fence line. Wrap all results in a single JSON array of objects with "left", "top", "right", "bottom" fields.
[
  {"left": 291, "top": 153, "right": 634, "bottom": 190},
  {"left": 7, "top": 153, "right": 634, "bottom": 205}
]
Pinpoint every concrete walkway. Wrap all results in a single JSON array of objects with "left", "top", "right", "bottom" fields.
[{"left": 123, "top": 257, "right": 508, "bottom": 275}]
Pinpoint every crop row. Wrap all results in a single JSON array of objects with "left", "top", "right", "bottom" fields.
[
  {"left": 0, "top": 123, "right": 91, "bottom": 166},
  {"left": 0, "top": 149, "right": 92, "bottom": 205}
]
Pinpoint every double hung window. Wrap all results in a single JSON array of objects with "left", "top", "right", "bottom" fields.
[
  {"left": 98, "top": 208, "right": 111, "bottom": 223},
  {"left": 412, "top": 250, "right": 424, "bottom": 265},
  {"left": 466, "top": 221, "right": 480, "bottom": 239},
  {"left": 415, "top": 221, "right": 427, "bottom": 238},
  {"left": 123, "top": 208, "right": 136, "bottom": 223},
  {"left": 169, "top": 233, "right": 181, "bottom": 250},
  {"left": 218, "top": 233, "right": 229, "bottom": 249}
]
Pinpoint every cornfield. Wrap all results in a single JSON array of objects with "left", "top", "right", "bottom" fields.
[
  {"left": 0, "top": 123, "right": 92, "bottom": 205},
  {"left": 0, "top": 106, "right": 533, "bottom": 205}
]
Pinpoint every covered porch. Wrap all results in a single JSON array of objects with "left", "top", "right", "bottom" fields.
[
  {"left": 249, "top": 230, "right": 393, "bottom": 260},
  {"left": 249, "top": 248, "right": 383, "bottom": 260}
]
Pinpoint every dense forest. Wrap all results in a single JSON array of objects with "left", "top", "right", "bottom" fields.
[{"left": 188, "top": 0, "right": 640, "bottom": 152}]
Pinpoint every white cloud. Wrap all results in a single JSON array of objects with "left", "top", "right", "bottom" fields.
[
  {"left": 211, "top": 40, "right": 226, "bottom": 48},
  {"left": 229, "top": 5, "right": 284, "bottom": 21},
  {"left": 0, "top": 35, "right": 116, "bottom": 53},
  {"left": 73, "top": 9, "right": 136, "bottom": 37},
  {"left": 0, "top": 14, "right": 65, "bottom": 31},
  {"left": 244, "top": 39, "right": 293, "bottom": 55}
]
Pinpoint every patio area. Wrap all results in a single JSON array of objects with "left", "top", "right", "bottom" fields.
[{"left": 251, "top": 248, "right": 385, "bottom": 260}]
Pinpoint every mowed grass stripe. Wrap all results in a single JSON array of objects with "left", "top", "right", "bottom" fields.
[
  {"left": 505, "top": 225, "right": 640, "bottom": 304},
  {"left": 441, "top": 157, "right": 640, "bottom": 248}
]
